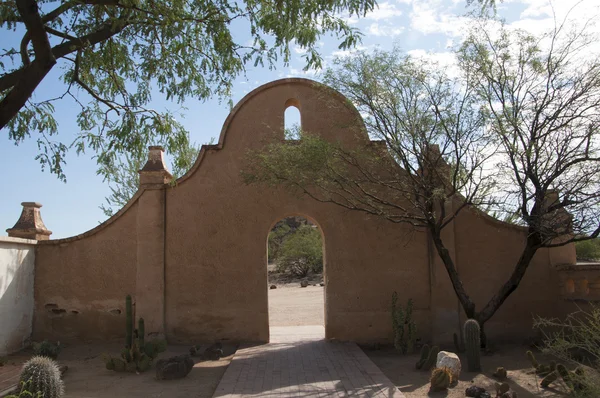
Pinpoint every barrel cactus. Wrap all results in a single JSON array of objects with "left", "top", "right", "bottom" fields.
[
  {"left": 18, "top": 356, "right": 64, "bottom": 398},
  {"left": 430, "top": 367, "right": 452, "bottom": 391},
  {"left": 464, "top": 319, "right": 481, "bottom": 372}
]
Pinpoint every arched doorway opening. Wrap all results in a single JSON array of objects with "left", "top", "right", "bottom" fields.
[{"left": 266, "top": 215, "right": 326, "bottom": 341}]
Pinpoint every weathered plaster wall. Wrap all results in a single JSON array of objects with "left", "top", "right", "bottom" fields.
[
  {"left": 453, "top": 208, "right": 577, "bottom": 342},
  {"left": 28, "top": 78, "right": 577, "bottom": 345},
  {"left": 33, "top": 201, "right": 139, "bottom": 342},
  {"left": 0, "top": 237, "right": 36, "bottom": 355},
  {"left": 164, "top": 81, "right": 432, "bottom": 344}
]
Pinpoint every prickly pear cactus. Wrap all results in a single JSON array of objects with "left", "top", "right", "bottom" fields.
[
  {"left": 416, "top": 344, "right": 430, "bottom": 369},
  {"left": 422, "top": 346, "right": 439, "bottom": 371},
  {"left": 541, "top": 371, "right": 559, "bottom": 388},
  {"left": 19, "top": 356, "right": 64, "bottom": 398},
  {"left": 430, "top": 367, "right": 452, "bottom": 391},
  {"left": 464, "top": 319, "right": 481, "bottom": 372}
]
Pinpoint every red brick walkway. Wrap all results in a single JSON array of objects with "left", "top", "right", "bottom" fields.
[{"left": 213, "top": 326, "right": 404, "bottom": 397}]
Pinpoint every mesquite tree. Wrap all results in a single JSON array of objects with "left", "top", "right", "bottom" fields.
[
  {"left": 243, "top": 15, "right": 600, "bottom": 343},
  {"left": 0, "top": 0, "right": 376, "bottom": 180}
]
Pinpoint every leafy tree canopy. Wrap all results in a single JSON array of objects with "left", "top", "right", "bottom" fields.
[{"left": 0, "top": 0, "right": 376, "bottom": 181}]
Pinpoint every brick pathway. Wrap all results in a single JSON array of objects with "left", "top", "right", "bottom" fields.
[{"left": 213, "top": 326, "right": 404, "bottom": 397}]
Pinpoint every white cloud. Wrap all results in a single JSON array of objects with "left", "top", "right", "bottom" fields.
[
  {"left": 346, "top": 1, "right": 403, "bottom": 24},
  {"left": 367, "top": 23, "right": 405, "bottom": 37},
  {"left": 293, "top": 46, "right": 307, "bottom": 55},
  {"left": 408, "top": 1, "right": 470, "bottom": 38}
]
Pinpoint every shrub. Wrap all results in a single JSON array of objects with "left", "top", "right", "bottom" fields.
[
  {"left": 268, "top": 222, "right": 291, "bottom": 262},
  {"left": 275, "top": 225, "right": 323, "bottom": 276},
  {"left": 32, "top": 341, "right": 61, "bottom": 359},
  {"left": 575, "top": 239, "right": 600, "bottom": 261},
  {"left": 534, "top": 305, "right": 600, "bottom": 396}
]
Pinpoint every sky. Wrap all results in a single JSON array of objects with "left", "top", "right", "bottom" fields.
[{"left": 1, "top": 0, "right": 599, "bottom": 239}]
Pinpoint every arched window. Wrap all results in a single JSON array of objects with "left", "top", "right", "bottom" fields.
[{"left": 284, "top": 99, "right": 301, "bottom": 140}]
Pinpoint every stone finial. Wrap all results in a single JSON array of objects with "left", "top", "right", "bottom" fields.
[
  {"left": 139, "top": 146, "right": 173, "bottom": 186},
  {"left": 6, "top": 202, "right": 52, "bottom": 240}
]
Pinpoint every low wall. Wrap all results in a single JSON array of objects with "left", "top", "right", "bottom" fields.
[{"left": 0, "top": 237, "right": 36, "bottom": 355}]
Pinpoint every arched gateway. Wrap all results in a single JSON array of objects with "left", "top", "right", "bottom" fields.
[{"left": 23, "top": 78, "right": 576, "bottom": 345}]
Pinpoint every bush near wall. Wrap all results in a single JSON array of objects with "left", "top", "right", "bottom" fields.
[
  {"left": 575, "top": 238, "right": 600, "bottom": 261},
  {"left": 275, "top": 225, "right": 323, "bottom": 277}
]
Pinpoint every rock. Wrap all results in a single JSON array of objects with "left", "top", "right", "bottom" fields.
[
  {"left": 300, "top": 280, "right": 308, "bottom": 287},
  {"left": 465, "top": 385, "right": 487, "bottom": 397},
  {"left": 270, "top": 285, "right": 277, "bottom": 289},
  {"left": 156, "top": 354, "right": 194, "bottom": 380},
  {"left": 436, "top": 351, "right": 461, "bottom": 380},
  {"left": 204, "top": 342, "right": 224, "bottom": 360},
  {"left": 320, "top": 282, "right": 324, "bottom": 286}
]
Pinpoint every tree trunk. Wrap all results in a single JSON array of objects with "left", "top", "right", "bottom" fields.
[{"left": 430, "top": 231, "right": 476, "bottom": 318}]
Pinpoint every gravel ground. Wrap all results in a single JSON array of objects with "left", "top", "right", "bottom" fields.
[{"left": 268, "top": 285, "right": 324, "bottom": 326}]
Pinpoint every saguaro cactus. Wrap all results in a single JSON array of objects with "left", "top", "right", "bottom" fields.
[{"left": 464, "top": 319, "right": 481, "bottom": 372}]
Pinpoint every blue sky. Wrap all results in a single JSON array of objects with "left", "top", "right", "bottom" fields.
[{"left": 1, "top": 0, "right": 598, "bottom": 238}]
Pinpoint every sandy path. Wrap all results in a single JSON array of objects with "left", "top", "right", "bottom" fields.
[{"left": 268, "top": 285, "right": 324, "bottom": 327}]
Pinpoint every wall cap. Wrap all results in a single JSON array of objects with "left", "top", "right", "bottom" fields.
[{"left": 0, "top": 236, "right": 38, "bottom": 245}]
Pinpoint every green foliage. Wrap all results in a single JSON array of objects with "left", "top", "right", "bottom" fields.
[
  {"left": 430, "top": 367, "right": 452, "bottom": 391},
  {"left": 104, "top": 295, "right": 166, "bottom": 373},
  {"left": 268, "top": 223, "right": 291, "bottom": 262},
  {"left": 17, "top": 357, "right": 64, "bottom": 398},
  {"left": 275, "top": 224, "right": 322, "bottom": 277},
  {"left": 32, "top": 341, "right": 61, "bottom": 360},
  {"left": 464, "top": 319, "right": 481, "bottom": 372},
  {"left": 391, "top": 293, "right": 417, "bottom": 354},
  {"left": 575, "top": 239, "right": 600, "bottom": 261},
  {"left": 1, "top": 0, "right": 375, "bottom": 181},
  {"left": 534, "top": 305, "right": 600, "bottom": 396},
  {"left": 5, "top": 379, "right": 43, "bottom": 398}
]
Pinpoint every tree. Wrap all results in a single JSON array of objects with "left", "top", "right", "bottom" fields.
[
  {"left": 243, "top": 13, "right": 600, "bottom": 344},
  {"left": 0, "top": 0, "right": 376, "bottom": 181},
  {"left": 276, "top": 224, "right": 323, "bottom": 277},
  {"left": 99, "top": 140, "right": 201, "bottom": 217}
]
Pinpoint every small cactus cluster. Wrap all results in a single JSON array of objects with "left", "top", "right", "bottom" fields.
[
  {"left": 527, "top": 351, "right": 587, "bottom": 393},
  {"left": 492, "top": 367, "right": 508, "bottom": 380},
  {"left": 12, "top": 356, "right": 64, "bottom": 398},
  {"left": 103, "top": 295, "right": 166, "bottom": 373},
  {"left": 32, "top": 340, "right": 61, "bottom": 360},
  {"left": 391, "top": 293, "right": 417, "bottom": 354},
  {"left": 464, "top": 319, "right": 481, "bottom": 372},
  {"left": 494, "top": 382, "right": 517, "bottom": 398},
  {"left": 415, "top": 344, "right": 439, "bottom": 371},
  {"left": 429, "top": 367, "right": 452, "bottom": 391}
]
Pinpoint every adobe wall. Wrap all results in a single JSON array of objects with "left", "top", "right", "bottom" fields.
[
  {"left": 164, "top": 80, "right": 431, "bottom": 344},
  {"left": 33, "top": 201, "right": 139, "bottom": 342},
  {"left": 21, "top": 78, "right": 577, "bottom": 346}
]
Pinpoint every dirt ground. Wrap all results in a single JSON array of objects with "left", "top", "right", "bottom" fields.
[
  {"left": 268, "top": 284, "right": 324, "bottom": 326},
  {"left": 2, "top": 286, "right": 576, "bottom": 398},
  {"left": 1, "top": 343, "right": 236, "bottom": 398},
  {"left": 363, "top": 345, "right": 571, "bottom": 398}
]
